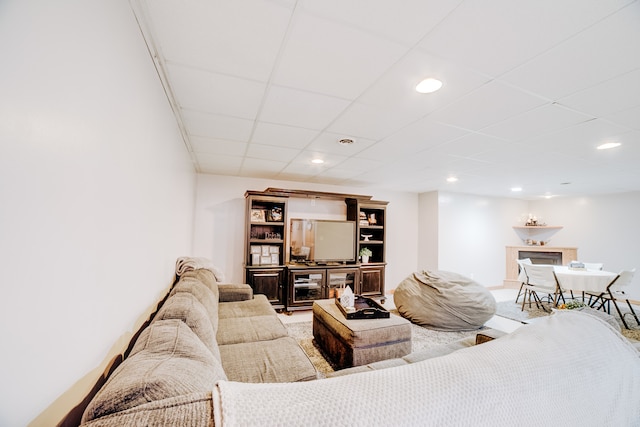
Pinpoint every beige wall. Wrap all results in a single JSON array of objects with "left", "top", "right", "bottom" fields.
[{"left": 0, "top": 1, "right": 196, "bottom": 425}]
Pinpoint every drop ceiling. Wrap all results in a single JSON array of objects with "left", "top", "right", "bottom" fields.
[{"left": 131, "top": 0, "right": 640, "bottom": 199}]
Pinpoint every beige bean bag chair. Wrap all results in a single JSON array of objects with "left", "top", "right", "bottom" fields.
[{"left": 394, "top": 270, "right": 496, "bottom": 331}]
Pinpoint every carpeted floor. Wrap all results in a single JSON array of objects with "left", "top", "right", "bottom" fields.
[
  {"left": 285, "top": 320, "right": 481, "bottom": 376},
  {"left": 495, "top": 299, "right": 640, "bottom": 341}
]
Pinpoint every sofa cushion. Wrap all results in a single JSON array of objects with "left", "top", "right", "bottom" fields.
[
  {"left": 179, "top": 268, "right": 220, "bottom": 300},
  {"left": 82, "top": 320, "right": 226, "bottom": 423},
  {"left": 170, "top": 276, "right": 219, "bottom": 332},
  {"left": 218, "top": 283, "right": 254, "bottom": 302},
  {"left": 154, "top": 292, "right": 221, "bottom": 361},
  {"left": 219, "top": 336, "right": 317, "bottom": 383},
  {"left": 80, "top": 392, "right": 213, "bottom": 427},
  {"left": 218, "top": 294, "right": 275, "bottom": 319},
  {"left": 216, "top": 315, "right": 288, "bottom": 345}
]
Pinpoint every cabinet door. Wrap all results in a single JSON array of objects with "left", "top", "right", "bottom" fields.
[
  {"left": 326, "top": 268, "right": 360, "bottom": 298},
  {"left": 246, "top": 268, "right": 285, "bottom": 308},
  {"left": 359, "top": 265, "right": 385, "bottom": 298},
  {"left": 288, "top": 270, "right": 326, "bottom": 309}
]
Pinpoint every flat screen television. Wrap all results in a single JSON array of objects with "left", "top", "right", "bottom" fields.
[{"left": 289, "top": 219, "right": 356, "bottom": 264}]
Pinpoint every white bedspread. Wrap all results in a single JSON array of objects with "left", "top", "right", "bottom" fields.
[{"left": 213, "top": 311, "right": 640, "bottom": 426}]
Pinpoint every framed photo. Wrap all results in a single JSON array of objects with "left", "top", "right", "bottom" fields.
[
  {"left": 250, "top": 245, "right": 261, "bottom": 254},
  {"left": 270, "top": 254, "right": 279, "bottom": 265},
  {"left": 250, "top": 209, "right": 266, "bottom": 222},
  {"left": 269, "top": 246, "right": 280, "bottom": 254},
  {"left": 260, "top": 255, "right": 272, "bottom": 265},
  {"left": 251, "top": 253, "right": 261, "bottom": 266},
  {"left": 267, "top": 206, "right": 283, "bottom": 222},
  {"left": 261, "top": 245, "right": 271, "bottom": 256}
]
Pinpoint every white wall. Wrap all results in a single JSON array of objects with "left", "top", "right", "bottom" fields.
[
  {"left": 193, "top": 174, "right": 418, "bottom": 290},
  {"left": 530, "top": 192, "right": 640, "bottom": 294},
  {"left": 418, "top": 191, "right": 528, "bottom": 286},
  {"left": 0, "top": 1, "right": 196, "bottom": 425}
]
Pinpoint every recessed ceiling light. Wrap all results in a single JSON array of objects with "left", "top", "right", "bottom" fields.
[
  {"left": 446, "top": 176, "right": 458, "bottom": 183},
  {"left": 597, "top": 142, "right": 621, "bottom": 150},
  {"left": 311, "top": 158, "right": 324, "bottom": 164},
  {"left": 416, "top": 78, "right": 443, "bottom": 94},
  {"left": 511, "top": 187, "right": 522, "bottom": 192}
]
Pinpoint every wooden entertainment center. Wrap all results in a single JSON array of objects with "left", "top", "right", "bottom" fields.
[{"left": 244, "top": 188, "right": 388, "bottom": 311}]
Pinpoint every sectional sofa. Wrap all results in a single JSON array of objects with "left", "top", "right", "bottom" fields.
[{"left": 80, "top": 259, "right": 640, "bottom": 426}]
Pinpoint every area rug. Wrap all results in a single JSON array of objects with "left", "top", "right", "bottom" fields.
[
  {"left": 495, "top": 300, "right": 640, "bottom": 342},
  {"left": 285, "top": 320, "right": 481, "bottom": 376}
]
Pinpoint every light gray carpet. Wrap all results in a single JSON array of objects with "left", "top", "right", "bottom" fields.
[{"left": 286, "top": 320, "right": 481, "bottom": 375}]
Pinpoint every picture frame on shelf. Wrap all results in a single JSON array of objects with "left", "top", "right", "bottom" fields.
[
  {"left": 250, "top": 209, "right": 266, "bottom": 222},
  {"left": 267, "top": 206, "right": 283, "bottom": 222}
]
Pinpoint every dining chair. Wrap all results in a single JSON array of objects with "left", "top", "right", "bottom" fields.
[
  {"left": 514, "top": 258, "right": 532, "bottom": 304},
  {"left": 583, "top": 262, "right": 604, "bottom": 271},
  {"left": 587, "top": 269, "right": 638, "bottom": 329},
  {"left": 521, "top": 264, "right": 564, "bottom": 312}
]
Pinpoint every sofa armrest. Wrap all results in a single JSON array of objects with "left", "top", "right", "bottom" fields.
[{"left": 218, "top": 284, "right": 254, "bottom": 302}]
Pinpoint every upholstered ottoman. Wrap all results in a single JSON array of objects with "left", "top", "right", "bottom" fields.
[{"left": 312, "top": 299, "right": 411, "bottom": 370}]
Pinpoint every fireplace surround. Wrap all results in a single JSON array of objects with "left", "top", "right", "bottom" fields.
[{"left": 504, "top": 245, "right": 578, "bottom": 287}]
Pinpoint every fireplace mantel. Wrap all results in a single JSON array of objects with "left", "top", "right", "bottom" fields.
[{"left": 504, "top": 245, "right": 578, "bottom": 287}]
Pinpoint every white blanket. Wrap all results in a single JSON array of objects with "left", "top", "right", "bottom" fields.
[
  {"left": 175, "top": 256, "right": 225, "bottom": 282},
  {"left": 213, "top": 311, "right": 640, "bottom": 426}
]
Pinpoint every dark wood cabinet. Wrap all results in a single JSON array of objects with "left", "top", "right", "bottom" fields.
[
  {"left": 246, "top": 267, "right": 286, "bottom": 309},
  {"left": 359, "top": 264, "right": 386, "bottom": 301},
  {"left": 244, "top": 188, "right": 388, "bottom": 311}
]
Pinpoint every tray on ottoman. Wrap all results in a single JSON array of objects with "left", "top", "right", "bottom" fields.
[{"left": 336, "top": 296, "right": 390, "bottom": 319}]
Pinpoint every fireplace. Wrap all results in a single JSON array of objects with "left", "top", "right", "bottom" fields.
[
  {"left": 519, "top": 251, "right": 562, "bottom": 265},
  {"left": 504, "top": 245, "right": 577, "bottom": 286}
]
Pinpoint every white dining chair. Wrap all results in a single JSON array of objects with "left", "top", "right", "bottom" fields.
[
  {"left": 514, "top": 258, "right": 532, "bottom": 304},
  {"left": 583, "top": 262, "right": 604, "bottom": 271},
  {"left": 587, "top": 269, "right": 638, "bottom": 329},
  {"left": 521, "top": 264, "right": 564, "bottom": 312}
]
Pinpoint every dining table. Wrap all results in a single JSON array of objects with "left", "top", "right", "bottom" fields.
[{"left": 518, "top": 264, "right": 618, "bottom": 293}]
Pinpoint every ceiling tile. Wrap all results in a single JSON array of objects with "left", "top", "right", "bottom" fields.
[
  {"left": 259, "top": 85, "right": 351, "bottom": 129},
  {"left": 559, "top": 68, "right": 640, "bottom": 118},
  {"left": 299, "top": 0, "right": 460, "bottom": 46},
  {"left": 251, "top": 122, "right": 320, "bottom": 148},
  {"left": 190, "top": 136, "right": 247, "bottom": 156},
  {"left": 479, "top": 103, "right": 594, "bottom": 141},
  {"left": 305, "top": 132, "right": 375, "bottom": 155},
  {"left": 604, "top": 105, "right": 640, "bottom": 131},
  {"left": 356, "top": 50, "right": 489, "bottom": 120},
  {"left": 501, "top": 2, "right": 640, "bottom": 100},
  {"left": 428, "top": 81, "right": 547, "bottom": 131},
  {"left": 245, "top": 143, "right": 300, "bottom": 163},
  {"left": 145, "top": 0, "right": 294, "bottom": 81},
  {"left": 166, "top": 63, "right": 266, "bottom": 119},
  {"left": 327, "top": 102, "right": 418, "bottom": 140},
  {"left": 182, "top": 110, "right": 254, "bottom": 141},
  {"left": 418, "top": 0, "right": 634, "bottom": 77},
  {"left": 273, "top": 11, "right": 408, "bottom": 99}
]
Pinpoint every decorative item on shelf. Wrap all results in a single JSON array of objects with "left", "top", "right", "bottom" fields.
[
  {"left": 359, "top": 247, "right": 372, "bottom": 263},
  {"left": 524, "top": 239, "right": 547, "bottom": 246},
  {"left": 359, "top": 211, "right": 369, "bottom": 226},
  {"left": 361, "top": 234, "right": 372, "bottom": 242},
  {"left": 250, "top": 209, "right": 266, "bottom": 222},
  {"left": 524, "top": 213, "right": 546, "bottom": 226},
  {"left": 267, "top": 206, "right": 283, "bottom": 222},
  {"left": 368, "top": 213, "right": 377, "bottom": 225}
]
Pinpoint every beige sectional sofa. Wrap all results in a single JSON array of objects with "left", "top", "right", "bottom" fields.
[
  {"left": 80, "top": 267, "right": 317, "bottom": 426},
  {"left": 80, "top": 260, "right": 640, "bottom": 426}
]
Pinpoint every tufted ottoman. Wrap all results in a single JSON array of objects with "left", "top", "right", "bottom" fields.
[{"left": 312, "top": 299, "right": 412, "bottom": 370}]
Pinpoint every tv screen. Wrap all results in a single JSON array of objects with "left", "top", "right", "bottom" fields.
[{"left": 290, "top": 219, "right": 356, "bottom": 263}]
